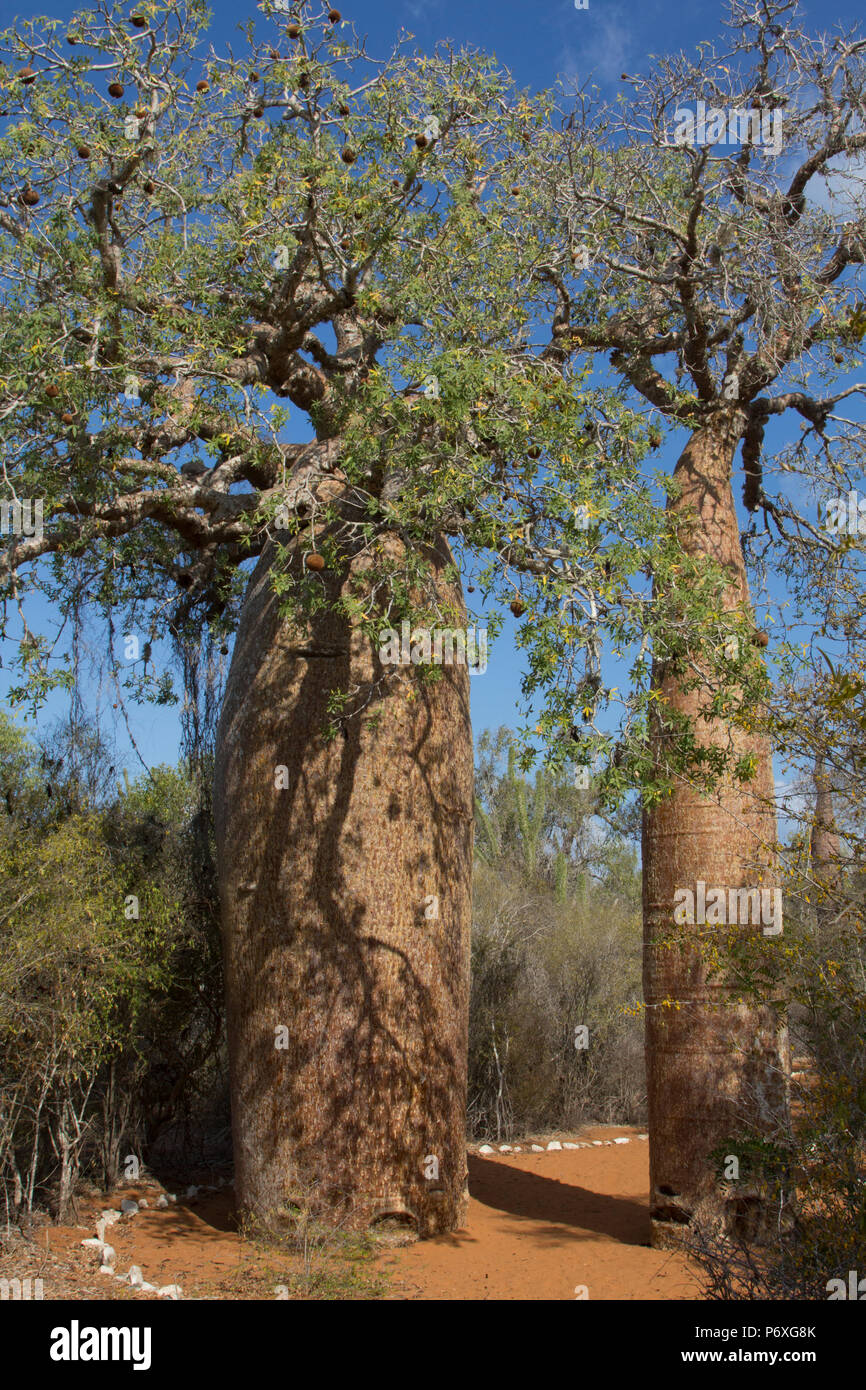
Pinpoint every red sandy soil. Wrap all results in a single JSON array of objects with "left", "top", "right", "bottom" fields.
[
  {"left": 6, "top": 1125, "right": 702, "bottom": 1301},
  {"left": 384, "top": 1126, "right": 701, "bottom": 1301}
]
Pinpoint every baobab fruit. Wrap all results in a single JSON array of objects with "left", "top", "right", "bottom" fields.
[
  {"left": 328, "top": 8, "right": 342, "bottom": 21},
  {"left": 269, "top": 49, "right": 280, "bottom": 60},
  {"left": 61, "top": 411, "right": 76, "bottom": 424},
  {"left": 287, "top": 23, "right": 301, "bottom": 38},
  {"left": 304, "top": 552, "right": 325, "bottom": 571},
  {"left": 249, "top": 71, "right": 260, "bottom": 82},
  {"left": 509, "top": 598, "right": 526, "bottom": 617},
  {"left": 19, "top": 188, "right": 39, "bottom": 206},
  {"left": 297, "top": 72, "right": 310, "bottom": 90},
  {"left": 76, "top": 144, "right": 91, "bottom": 158},
  {"left": 253, "top": 105, "right": 265, "bottom": 118},
  {"left": 527, "top": 445, "right": 541, "bottom": 459},
  {"left": 834, "top": 352, "right": 844, "bottom": 364},
  {"left": 130, "top": 14, "right": 147, "bottom": 27},
  {"left": 753, "top": 629, "right": 770, "bottom": 648},
  {"left": 20, "top": 66, "right": 36, "bottom": 85},
  {"left": 135, "top": 108, "right": 148, "bottom": 118},
  {"left": 142, "top": 179, "right": 155, "bottom": 194},
  {"left": 415, "top": 133, "right": 428, "bottom": 148},
  {"left": 44, "top": 384, "right": 59, "bottom": 397},
  {"left": 66, "top": 33, "right": 78, "bottom": 45},
  {"left": 220, "top": 643, "right": 229, "bottom": 656},
  {"left": 108, "top": 81, "right": 124, "bottom": 99},
  {"left": 196, "top": 80, "right": 209, "bottom": 93},
  {"left": 341, "top": 146, "right": 356, "bottom": 164},
  {"left": 340, "top": 236, "right": 351, "bottom": 250},
  {"left": 511, "top": 185, "right": 520, "bottom": 195},
  {"left": 338, "top": 103, "right": 350, "bottom": 116},
  {"left": 648, "top": 428, "right": 662, "bottom": 448}
]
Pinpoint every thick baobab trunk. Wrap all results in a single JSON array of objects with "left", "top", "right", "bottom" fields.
[
  {"left": 643, "top": 411, "right": 790, "bottom": 1249},
  {"left": 213, "top": 533, "right": 473, "bottom": 1237}
]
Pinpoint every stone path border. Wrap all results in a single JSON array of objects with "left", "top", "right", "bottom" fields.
[{"left": 474, "top": 1135, "right": 649, "bottom": 1155}]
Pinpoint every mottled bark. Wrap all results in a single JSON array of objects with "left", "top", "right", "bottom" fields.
[
  {"left": 810, "top": 756, "right": 841, "bottom": 927},
  {"left": 643, "top": 410, "right": 790, "bottom": 1249},
  {"left": 213, "top": 532, "right": 473, "bottom": 1237}
]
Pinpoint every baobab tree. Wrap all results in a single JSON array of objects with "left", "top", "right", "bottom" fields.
[
  {"left": 497, "top": 0, "right": 866, "bottom": 1242},
  {"left": 0, "top": 0, "right": 658, "bottom": 1234}
]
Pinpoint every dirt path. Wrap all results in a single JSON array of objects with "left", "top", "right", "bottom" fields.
[
  {"left": 382, "top": 1126, "right": 701, "bottom": 1301},
  {"left": 16, "top": 1125, "right": 702, "bottom": 1301}
]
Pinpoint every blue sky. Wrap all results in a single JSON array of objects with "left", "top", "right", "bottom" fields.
[{"left": 1, "top": 0, "right": 863, "bottom": 789}]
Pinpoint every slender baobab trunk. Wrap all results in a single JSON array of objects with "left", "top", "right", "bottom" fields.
[
  {"left": 643, "top": 410, "right": 790, "bottom": 1249},
  {"left": 214, "top": 531, "right": 472, "bottom": 1237},
  {"left": 810, "top": 756, "right": 841, "bottom": 927}
]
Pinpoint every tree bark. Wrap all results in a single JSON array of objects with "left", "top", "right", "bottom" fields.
[
  {"left": 213, "top": 531, "right": 473, "bottom": 1237},
  {"left": 810, "top": 756, "right": 841, "bottom": 927},
  {"left": 643, "top": 410, "right": 790, "bottom": 1249}
]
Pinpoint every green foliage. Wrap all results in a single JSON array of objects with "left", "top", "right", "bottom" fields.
[
  {"left": 0, "top": 710, "right": 222, "bottom": 1222},
  {"left": 469, "top": 729, "right": 643, "bottom": 1139}
]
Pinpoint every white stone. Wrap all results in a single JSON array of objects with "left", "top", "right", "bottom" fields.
[
  {"left": 99, "top": 1265, "right": 115, "bottom": 1275},
  {"left": 140, "top": 1282, "right": 157, "bottom": 1293},
  {"left": 128, "top": 1265, "right": 144, "bottom": 1288},
  {"left": 120, "top": 1198, "right": 139, "bottom": 1215},
  {"left": 478, "top": 1144, "right": 494, "bottom": 1154},
  {"left": 563, "top": 1142, "right": 579, "bottom": 1150},
  {"left": 95, "top": 1218, "right": 106, "bottom": 1242},
  {"left": 167, "top": 1193, "right": 177, "bottom": 1203},
  {"left": 185, "top": 1185, "right": 199, "bottom": 1198},
  {"left": 614, "top": 1137, "right": 629, "bottom": 1144},
  {"left": 547, "top": 1141, "right": 563, "bottom": 1151},
  {"left": 512, "top": 1146, "right": 522, "bottom": 1152},
  {"left": 592, "top": 1140, "right": 603, "bottom": 1146},
  {"left": 81, "top": 1238, "right": 104, "bottom": 1249},
  {"left": 157, "top": 1284, "right": 182, "bottom": 1300},
  {"left": 531, "top": 1144, "right": 544, "bottom": 1152},
  {"left": 101, "top": 1245, "right": 116, "bottom": 1266},
  {"left": 499, "top": 1145, "right": 513, "bottom": 1153},
  {"left": 156, "top": 1194, "right": 169, "bottom": 1209},
  {"left": 637, "top": 1134, "right": 649, "bottom": 1140},
  {"left": 138, "top": 1198, "right": 148, "bottom": 1208},
  {"left": 100, "top": 1210, "right": 122, "bottom": 1226}
]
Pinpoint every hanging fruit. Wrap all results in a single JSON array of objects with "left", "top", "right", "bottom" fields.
[
  {"left": 19, "top": 66, "right": 36, "bottom": 85},
  {"left": 44, "top": 384, "right": 59, "bottom": 397},
  {"left": 19, "top": 187, "right": 39, "bottom": 206},
  {"left": 304, "top": 553, "right": 325, "bottom": 571},
  {"left": 509, "top": 598, "right": 526, "bottom": 617},
  {"left": 341, "top": 146, "right": 356, "bottom": 164},
  {"left": 76, "top": 143, "right": 91, "bottom": 158},
  {"left": 130, "top": 14, "right": 147, "bottom": 27},
  {"left": 196, "top": 80, "right": 209, "bottom": 93},
  {"left": 142, "top": 179, "right": 155, "bottom": 194},
  {"left": 287, "top": 23, "right": 301, "bottom": 38},
  {"left": 108, "top": 81, "right": 124, "bottom": 98},
  {"left": 328, "top": 8, "right": 342, "bottom": 22}
]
